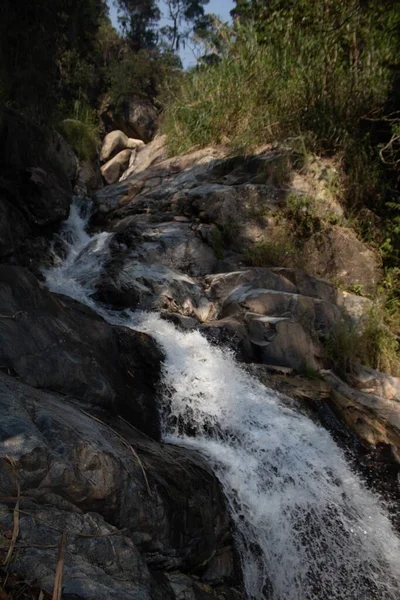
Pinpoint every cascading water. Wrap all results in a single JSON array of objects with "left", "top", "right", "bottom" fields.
[{"left": 46, "top": 200, "right": 400, "bottom": 600}]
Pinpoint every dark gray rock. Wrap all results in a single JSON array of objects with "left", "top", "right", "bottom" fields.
[
  {"left": 0, "top": 108, "right": 77, "bottom": 266},
  {"left": 0, "top": 265, "right": 163, "bottom": 438},
  {"left": 0, "top": 373, "right": 240, "bottom": 599}
]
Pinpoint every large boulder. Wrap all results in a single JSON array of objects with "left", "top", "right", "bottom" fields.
[
  {"left": 100, "top": 130, "right": 144, "bottom": 163},
  {"left": 0, "top": 108, "right": 77, "bottom": 266},
  {"left": 101, "top": 149, "right": 133, "bottom": 184},
  {"left": 0, "top": 265, "right": 163, "bottom": 438},
  {"left": 204, "top": 268, "right": 341, "bottom": 371},
  {"left": 0, "top": 373, "right": 240, "bottom": 599},
  {"left": 101, "top": 98, "right": 159, "bottom": 143}
]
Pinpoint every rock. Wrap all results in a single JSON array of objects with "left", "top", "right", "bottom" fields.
[
  {"left": 100, "top": 130, "right": 144, "bottom": 163},
  {"left": 85, "top": 212, "right": 217, "bottom": 320},
  {"left": 269, "top": 268, "right": 340, "bottom": 304},
  {"left": 101, "top": 149, "right": 133, "bottom": 184},
  {"left": 0, "top": 108, "right": 76, "bottom": 266},
  {"left": 0, "top": 372, "right": 240, "bottom": 599},
  {"left": 204, "top": 268, "right": 341, "bottom": 370},
  {"left": 120, "top": 134, "right": 168, "bottom": 180},
  {"left": 323, "top": 370, "right": 400, "bottom": 453},
  {"left": 175, "top": 182, "right": 283, "bottom": 250},
  {"left": 254, "top": 319, "right": 323, "bottom": 371},
  {"left": 127, "top": 137, "right": 146, "bottom": 150},
  {"left": 347, "top": 364, "right": 400, "bottom": 402},
  {"left": 303, "top": 225, "right": 383, "bottom": 294},
  {"left": 0, "top": 265, "right": 163, "bottom": 438},
  {"left": 75, "top": 159, "right": 103, "bottom": 196},
  {"left": 341, "top": 291, "right": 373, "bottom": 321},
  {"left": 101, "top": 98, "right": 158, "bottom": 143}
]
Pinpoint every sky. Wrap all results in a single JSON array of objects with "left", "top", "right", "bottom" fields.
[{"left": 107, "top": 0, "right": 234, "bottom": 67}]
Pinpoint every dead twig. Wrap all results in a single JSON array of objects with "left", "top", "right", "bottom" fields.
[
  {"left": 118, "top": 415, "right": 157, "bottom": 444},
  {"left": 0, "top": 312, "right": 25, "bottom": 321},
  {"left": 3, "top": 458, "right": 20, "bottom": 568},
  {"left": 79, "top": 409, "right": 152, "bottom": 496},
  {"left": 52, "top": 533, "right": 66, "bottom": 600}
]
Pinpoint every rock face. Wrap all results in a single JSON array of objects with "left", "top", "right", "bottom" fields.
[
  {"left": 0, "top": 108, "right": 77, "bottom": 268},
  {"left": 1, "top": 129, "right": 398, "bottom": 600},
  {"left": 0, "top": 373, "right": 239, "bottom": 599},
  {"left": 0, "top": 265, "right": 163, "bottom": 439}
]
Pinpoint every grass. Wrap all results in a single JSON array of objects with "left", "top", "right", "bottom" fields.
[
  {"left": 244, "top": 238, "right": 301, "bottom": 269},
  {"left": 58, "top": 98, "right": 99, "bottom": 161},
  {"left": 325, "top": 306, "right": 400, "bottom": 377}
]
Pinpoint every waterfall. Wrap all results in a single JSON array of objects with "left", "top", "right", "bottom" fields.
[{"left": 45, "top": 200, "right": 400, "bottom": 600}]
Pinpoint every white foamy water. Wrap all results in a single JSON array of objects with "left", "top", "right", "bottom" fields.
[{"left": 45, "top": 200, "right": 400, "bottom": 600}]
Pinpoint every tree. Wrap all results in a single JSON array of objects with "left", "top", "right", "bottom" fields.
[
  {"left": 161, "top": 0, "right": 210, "bottom": 52},
  {"left": 114, "top": 0, "right": 210, "bottom": 53},
  {"left": 114, "top": 0, "right": 161, "bottom": 51},
  {"left": 0, "top": 0, "right": 108, "bottom": 121}
]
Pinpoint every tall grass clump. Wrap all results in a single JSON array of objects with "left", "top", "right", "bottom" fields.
[
  {"left": 58, "top": 97, "right": 99, "bottom": 161},
  {"left": 325, "top": 307, "right": 400, "bottom": 376},
  {"left": 162, "top": 2, "right": 399, "bottom": 164}
]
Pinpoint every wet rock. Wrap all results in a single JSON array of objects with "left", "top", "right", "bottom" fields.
[
  {"left": 0, "top": 265, "right": 163, "bottom": 438},
  {"left": 88, "top": 215, "right": 216, "bottom": 320},
  {"left": 0, "top": 373, "right": 240, "bottom": 599}
]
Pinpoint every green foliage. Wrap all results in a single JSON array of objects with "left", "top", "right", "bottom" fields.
[
  {"left": 300, "top": 364, "right": 322, "bottom": 381},
  {"left": 162, "top": 2, "right": 399, "bottom": 160},
  {"left": 244, "top": 239, "right": 300, "bottom": 269},
  {"left": 285, "top": 193, "right": 321, "bottom": 237},
  {"left": 0, "top": 0, "right": 108, "bottom": 122},
  {"left": 325, "top": 307, "right": 400, "bottom": 376},
  {"left": 115, "top": 0, "right": 210, "bottom": 52},
  {"left": 58, "top": 100, "right": 99, "bottom": 161}
]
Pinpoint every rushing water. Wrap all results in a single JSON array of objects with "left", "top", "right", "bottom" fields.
[{"left": 46, "top": 199, "right": 400, "bottom": 600}]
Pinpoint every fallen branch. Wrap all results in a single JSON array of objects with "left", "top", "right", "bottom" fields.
[
  {"left": 79, "top": 409, "right": 152, "bottom": 497},
  {"left": 52, "top": 532, "right": 66, "bottom": 600}
]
